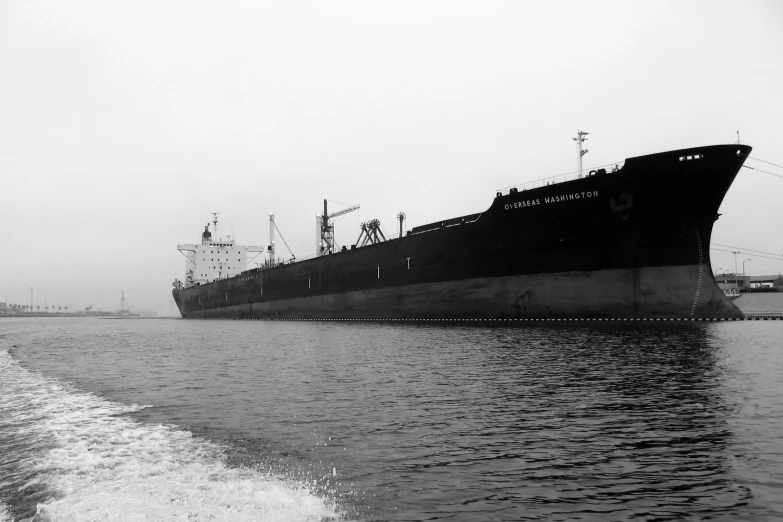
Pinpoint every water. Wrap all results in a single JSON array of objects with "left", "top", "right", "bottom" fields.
[{"left": 1, "top": 318, "right": 782, "bottom": 521}]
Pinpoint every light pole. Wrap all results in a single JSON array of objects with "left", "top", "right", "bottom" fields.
[
  {"left": 732, "top": 251, "right": 739, "bottom": 289},
  {"left": 744, "top": 259, "right": 751, "bottom": 294}
]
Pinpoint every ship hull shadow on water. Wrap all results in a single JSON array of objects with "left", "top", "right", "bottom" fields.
[{"left": 173, "top": 144, "right": 751, "bottom": 320}]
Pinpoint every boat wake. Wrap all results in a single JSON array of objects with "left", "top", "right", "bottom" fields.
[{"left": 0, "top": 348, "right": 340, "bottom": 521}]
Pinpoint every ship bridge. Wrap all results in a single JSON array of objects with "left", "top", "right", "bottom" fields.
[{"left": 177, "top": 215, "right": 263, "bottom": 288}]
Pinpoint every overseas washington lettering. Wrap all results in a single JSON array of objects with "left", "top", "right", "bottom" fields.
[
  {"left": 504, "top": 190, "right": 599, "bottom": 211},
  {"left": 544, "top": 190, "right": 598, "bottom": 204}
]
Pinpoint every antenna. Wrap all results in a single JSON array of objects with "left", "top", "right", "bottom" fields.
[{"left": 737, "top": 130, "right": 740, "bottom": 144}]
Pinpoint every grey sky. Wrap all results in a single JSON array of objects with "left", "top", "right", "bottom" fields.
[{"left": 2, "top": 0, "right": 782, "bottom": 314}]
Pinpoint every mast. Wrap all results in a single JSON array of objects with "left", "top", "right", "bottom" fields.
[
  {"left": 573, "top": 130, "right": 589, "bottom": 177},
  {"left": 210, "top": 212, "right": 220, "bottom": 239}
]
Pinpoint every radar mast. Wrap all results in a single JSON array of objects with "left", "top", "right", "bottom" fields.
[{"left": 210, "top": 212, "right": 221, "bottom": 239}]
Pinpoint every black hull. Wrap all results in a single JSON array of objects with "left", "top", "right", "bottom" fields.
[{"left": 173, "top": 144, "right": 751, "bottom": 320}]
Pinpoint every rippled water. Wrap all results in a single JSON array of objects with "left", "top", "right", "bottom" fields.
[{"left": 1, "top": 317, "right": 782, "bottom": 521}]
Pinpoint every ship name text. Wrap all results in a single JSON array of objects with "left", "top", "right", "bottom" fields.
[{"left": 504, "top": 190, "right": 598, "bottom": 211}]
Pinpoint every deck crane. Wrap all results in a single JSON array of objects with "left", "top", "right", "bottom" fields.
[
  {"left": 268, "top": 212, "right": 296, "bottom": 266},
  {"left": 316, "top": 199, "right": 360, "bottom": 256}
]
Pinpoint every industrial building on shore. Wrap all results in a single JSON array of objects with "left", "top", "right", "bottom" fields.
[{"left": 715, "top": 274, "right": 783, "bottom": 292}]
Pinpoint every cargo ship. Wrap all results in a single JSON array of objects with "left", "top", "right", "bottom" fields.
[{"left": 172, "top": 142, "right": 751, "bottom": 320}]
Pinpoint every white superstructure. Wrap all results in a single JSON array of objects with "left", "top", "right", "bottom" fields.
[{"left": 176, "top": 214, "right": 263, "bottom": 288}]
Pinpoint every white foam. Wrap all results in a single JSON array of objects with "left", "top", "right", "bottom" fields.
[{"left": 0, "top": 350, "right": 341, "bottom": 521}]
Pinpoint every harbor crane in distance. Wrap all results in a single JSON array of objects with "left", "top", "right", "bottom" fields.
[{"left": 317, "top": 199, "right": 360, "bottom": 256}]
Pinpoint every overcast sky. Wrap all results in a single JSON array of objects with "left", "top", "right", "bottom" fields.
[{"left": 1, "top": 0, "right": 781, "bottom": 314}]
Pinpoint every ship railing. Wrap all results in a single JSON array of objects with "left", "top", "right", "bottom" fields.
[
  {"left": 496, "top": 160, "right": 625, "bottom": 196},
  {"left": 266, "top": 252, "right": 337, "bottom": 266}
]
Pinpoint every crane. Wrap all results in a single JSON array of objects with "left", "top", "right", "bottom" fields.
[
  {"left": 316, "top": 199, "right": 360, "bottom": 256},
  {"left": 268, "top": 212, "right": 296, "bottom": 266}
]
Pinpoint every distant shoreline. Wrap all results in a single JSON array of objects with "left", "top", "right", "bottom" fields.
[{"left": 0, "top": 314, "right": 175, "bottom": 319}]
